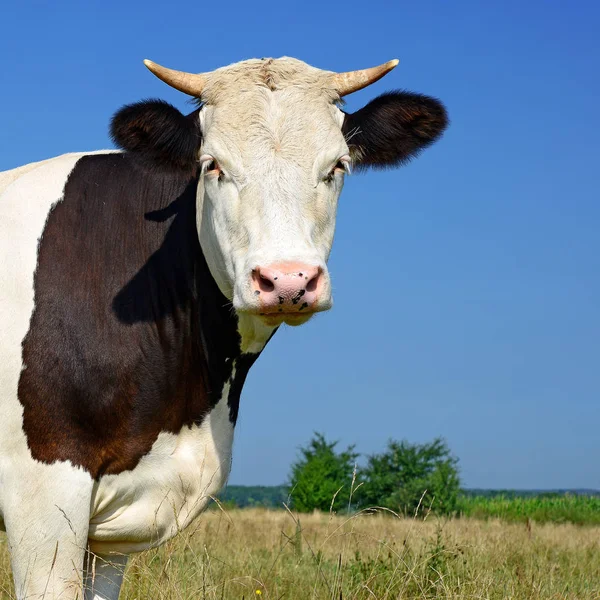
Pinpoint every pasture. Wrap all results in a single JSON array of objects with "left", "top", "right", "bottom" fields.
[{"left": 1, "top": 507, "right": 599, "bottom": 599}]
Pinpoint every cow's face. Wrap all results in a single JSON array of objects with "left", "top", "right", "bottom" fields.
[
  {"left": 111, "top": 57, "right": 448, "bottom": 335},
  {"left": 196, "top": 63, "right": 350, "bottom": 328}
]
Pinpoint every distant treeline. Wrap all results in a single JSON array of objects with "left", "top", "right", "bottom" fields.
[
  {"left": 219, "top": 485, "right": 600, "bottom": 508},
  {"left": 219, "top": 485, "right": 599, "bottom": 508},
  {"left": 218, "top": 485, "right": 290, "bottom": 508},
  {"left": 217, "top": 485, "right": 600, "bottom": 524}
]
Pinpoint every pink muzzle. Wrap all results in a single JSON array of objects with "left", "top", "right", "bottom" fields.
[{"left": 251, "top": 262, "right": 324, "bottom": 314}]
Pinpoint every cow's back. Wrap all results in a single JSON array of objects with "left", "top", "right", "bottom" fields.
[{"left": 0, "top": 155, "right": 74, "bottom": 195}]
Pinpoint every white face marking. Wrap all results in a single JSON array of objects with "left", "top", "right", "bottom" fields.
[{"left": 194, "top": 58, "right": 349, "bottom": 335}]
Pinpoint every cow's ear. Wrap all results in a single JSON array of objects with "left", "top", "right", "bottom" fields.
[
  {"left": 110, "top": 99, "right": 201, "bottom": 171},
  {"left": 342, "top": 91, "right": 448, "bottom": 170}
]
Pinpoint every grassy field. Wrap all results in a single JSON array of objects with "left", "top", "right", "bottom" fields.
[{"left": 2, "top": 507, "right": 600, "bottom": 599}]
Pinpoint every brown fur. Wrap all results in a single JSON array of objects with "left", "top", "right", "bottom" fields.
[{"left": 18, "top": 153, "right": 252, "bottom": 478}]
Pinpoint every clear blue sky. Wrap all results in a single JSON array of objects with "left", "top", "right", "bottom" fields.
[{"left": 2, "top": 1, "right": 599, "bottom": 489}]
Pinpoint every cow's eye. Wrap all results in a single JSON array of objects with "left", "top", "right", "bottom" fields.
[
  {"left": 200, "top": 155, "right": 222, "bottom": 179},
  {"left": 324, "top": 156, "right": 351, "bottom": 182},
  {"left": 335, "top": 157, "right": 351, "bottom": 174}
]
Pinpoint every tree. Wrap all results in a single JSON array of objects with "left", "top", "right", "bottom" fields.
[
  {"left": 289, "top": 433, "right": 359, "bottom": 513},
  {"left": 359, "top": 438, "right": 460, "bottom": 516}
]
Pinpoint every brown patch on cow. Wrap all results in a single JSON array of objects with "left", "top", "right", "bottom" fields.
[{"left": 18, "top": 153, "right": 254, "bottom": 479}]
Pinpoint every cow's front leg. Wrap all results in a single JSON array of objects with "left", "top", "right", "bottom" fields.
[
  {"left": 84, "top": 552, "right": 128, "bottom": 600},
  {"left": 4, "top": 464, "right": 93, "bottom": 600}
]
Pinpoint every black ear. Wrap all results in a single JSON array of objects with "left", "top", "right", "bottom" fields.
[
  {"left": 110, "top": 99, "right": 202, "bottom": 171},
  {"left": 342, "top": 91, "right": 448, "bottom": 170}
]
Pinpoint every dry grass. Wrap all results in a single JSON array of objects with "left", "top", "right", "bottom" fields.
[{"left": 1, "top": 508, "right": 600, "bottom": 599}]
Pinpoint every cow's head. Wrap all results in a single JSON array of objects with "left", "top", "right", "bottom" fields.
[{"left": 111, "top": 57, "right": 447, "bottom": 340}]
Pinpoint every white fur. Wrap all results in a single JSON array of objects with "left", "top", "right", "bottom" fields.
[{"left": 0, "top": 156, "right": 63, "bottom": 194}]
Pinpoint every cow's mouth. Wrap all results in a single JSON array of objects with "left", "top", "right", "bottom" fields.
[{"left": 258, "top": 312, "right": 315, "bottom": 327}]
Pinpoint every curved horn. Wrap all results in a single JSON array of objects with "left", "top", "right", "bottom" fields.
[
  {"left": 143, "top": 59, "right": 207, "bottom": 97},
  {"left": 332, "top": 59, "right": 399, "bottom": 96}
]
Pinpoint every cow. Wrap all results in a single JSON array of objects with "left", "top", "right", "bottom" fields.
[{"left": 0, "top": 56, "right": 447, "bottom": 599}]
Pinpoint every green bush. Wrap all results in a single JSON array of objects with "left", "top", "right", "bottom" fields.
[
  {"left": 358, "top": 437, "right": 460, "bottom": 516},
  {"left": 288, "top": 432, "right": 359, "bottom": 512}
]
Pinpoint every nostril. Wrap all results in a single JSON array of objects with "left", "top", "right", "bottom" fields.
[
  {"left": 259, "top": 274, "right": 275, "bottom": 293},
  {"left": 306, "top": 268, "right": 322, "bottom": 293},
  {"left": 253, "top": 268, "right": 275, "bottom": 293}
]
